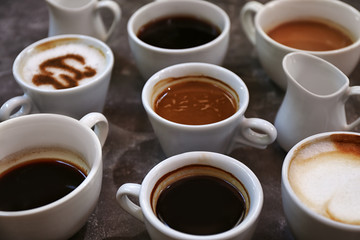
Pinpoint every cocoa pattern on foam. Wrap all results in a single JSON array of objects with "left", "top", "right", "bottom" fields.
[{"left": 32, "top": 54, "right": 96, "bottom": 89}]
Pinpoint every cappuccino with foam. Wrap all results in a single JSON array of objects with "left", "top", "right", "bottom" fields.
[
  {"left": 20, "top": 38, "right": 106, "bottom": 90},
  {"left": 288, "top": 133, "right": 360, "bottom": 225}
]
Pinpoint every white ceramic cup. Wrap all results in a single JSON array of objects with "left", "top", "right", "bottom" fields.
[
  {"left": 0, "top": 112, "right": 108, "bottom": 240},
  {"left": 240, "top": 0, "right": 360, "bottom": 90},
  {"left": 47, "top": 0, "right": 121, "bottom": 42},
  {"left": 275, "top": 52, "right": 360, "bottom": 151},
  {"left": 116, "top": 151, "right": 263, "bottom": 240},
  {"left": 0, "top": 34, "right": 114, "bottom": 121},
  {"left": 127, "top": 0, "right": 230, "bottom": 79},
  {"left": 282, "top": 131, "right": 360, "bottom": 240},
  {"left": 142, "top": 62, "right": 277, "bottom": 157}
]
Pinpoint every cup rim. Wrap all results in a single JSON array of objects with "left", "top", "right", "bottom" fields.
[
  {"left": 139, "top": 151, "right": 264, "bottom": 239},
  {"left": 282, "top": 131, "right": 360, "bottom": 230},
  {"left": 0, "top": 113, "right": 103, "bottom": 217},
  {"left": 255, "top": 0, "right": 360, "bottom": 55},
  {"left": 141, "top": 62, "right": 249, "bottom": 129},
  {"left": 12, "top": 34, "right": 114, "bottom": 94},
  {"left": 127, "top": 0, "right": 230, "bottom": 54}
]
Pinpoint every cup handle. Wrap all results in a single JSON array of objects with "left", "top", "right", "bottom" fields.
[
  {"left": 79, "top": 112, "right": 109, "bottom": 147},
  {"left": 240, "top": 1, "right": 264, "bottom": 45},
  {"left": 345, "top": 86, "right": 360, "bottom": 129},
  {"left": 96, "top": 0, "right": 121, "bottom": 41},
  {"left": 0, "top": 94, "right": 32, "bottom": 121},
  {"left": 232, "top": 117, "right": 277, "bottom": 149},
  {"left": 116, "top": 183, "right": 145, "bottom": 222}
]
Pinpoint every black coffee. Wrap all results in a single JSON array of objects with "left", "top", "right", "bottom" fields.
[
  {"left": 155, "top": 175, "right": 246, "bottom": 235},
  {"left": 137, "top": 15, "right": 221, "bottom": 49},
  {"left": 0, "top": 158, "right": 86, "bottom": 211}
]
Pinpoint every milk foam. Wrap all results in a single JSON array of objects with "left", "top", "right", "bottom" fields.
[
  {"left": 289, "top": 139, "right": 360, "bottom": 225},
  {"left": 21, "top": 42, "right": 106, "bottom": 90}
]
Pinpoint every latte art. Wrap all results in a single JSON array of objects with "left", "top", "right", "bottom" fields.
[{"left": 21, "top": 41, "right": 106, "bottom": 90}]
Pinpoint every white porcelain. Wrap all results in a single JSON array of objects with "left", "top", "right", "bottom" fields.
[
  {"left": 116, "top": 151, "right": 263, "bottom": 240},
  {"left": 240, "top": 0, "right": 360, "bottom": 90},
  {"left": 0, "top": 34, "right": 114, "bottom": 121},
  {"left": 142, "top": 62, "right": 277, "bottom": 157},
  {"left": 128, "top": 0, "right": 230, "bottom": 79},
  {"left": 282, "top": 131, "right": 360, "bottom": 240},
  {"left": 47, "top": 0, "right": 121, "bottom": 41},
  {"left": 274, "top": 52, "right": 360, "bottom": 151},
  {"left": 0, "top": 112, "right": 108, "bottom": 240}
]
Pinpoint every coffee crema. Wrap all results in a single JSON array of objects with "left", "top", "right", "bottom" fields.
[
  {"left": 151, "top": 165, "right": 248, "bottom": 235},
  {"left": 267, "top": 19, "right": 354, "bottom": 51},
  {"left": 288, "top": 134, "right": 360, "bottom": 225},
  {"left": 21, "top": 39, "right": 106, "bottom": 90},
  {"left": 137, "top": 15, "right": 221, "bottom": 49},
  {"left": 154, "top": 76, "right": 238, "bottom": 125},
  {"left": 0, "top": 148, "right": 87, "bottom": 211}
]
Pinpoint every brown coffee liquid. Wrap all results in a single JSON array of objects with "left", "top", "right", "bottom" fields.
[
  {"left": 155, "top": 175, "right": 246, "bottom": 235},
  {"left": 0, "top": 159, "right": 86, "bottom": 211},
  {"left": 267, "top": 19, "right": 353, "bottom": 51},
  {"left": 154, "top": 77, "right": 238, "bottom": 125},
  {"left": 137, "top": 15, "right": 221, "bottom": 49}
]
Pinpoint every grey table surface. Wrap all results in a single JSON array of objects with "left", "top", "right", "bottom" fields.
[{"left": 1, "top": 0, "right": 360, "bottom": 239}]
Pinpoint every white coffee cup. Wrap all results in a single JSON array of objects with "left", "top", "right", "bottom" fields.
[
  {"left": 116, "top": 151, "right": 263, "bottom": 240},
  {"left": 142, "top": 62, "right": 277, "bottom": 157},
  {"left": 275, "top": 52, "right": 360, "bottom": 151},
  {"left": 282, "top": 131, "right": 360, "bottom": 240},
  {"left": 127, "top": 0, "right": 230, "bottom": 79},
  {"left": 0, "top": 34, "right": 114, "bottom": 121},
  {"left": 240, "top": 0, "right": 360, "bottom": 89},
  {"left": 0, "top": 112, "right": 108, "bottom": 240}
]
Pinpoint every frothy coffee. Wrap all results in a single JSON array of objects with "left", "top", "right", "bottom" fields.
[
  {"left": 20, "top": 38, "right": 106, "bottom": 90},
  {"left": 289, "top": 134, "right": 360, "bottom": 225}
]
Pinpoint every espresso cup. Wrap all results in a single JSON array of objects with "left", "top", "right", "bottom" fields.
[
  {"left": 0, "top": 112, "right": 108, "bottom": 240},
  {"left": 240, "top": 0, "right": 360, "bottom": 89},
  {"left": 128, "top": 0, "right": 230, "bottom": 79},
  {"left": 142, "top": 62, "right": 277, "bottom": 157},
  {"left": 282, "top": 131, "right": 360, "bottom": 240},
  {"left": 116, "top": 151, "right": 263, "bottom": 240},
  {"left": 0, "top": 34, "right": 114, "bottom": 121}
]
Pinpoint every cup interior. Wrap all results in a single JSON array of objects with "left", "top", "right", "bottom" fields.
[
  {"left": 257, "top": 0, "right": 360, "bottom": 51},
  {"left": 139, "top": 152, "right": 263, "bottom": 239},
  {"left": 128, "top": 0, "right": 229, "bottom": 50}
]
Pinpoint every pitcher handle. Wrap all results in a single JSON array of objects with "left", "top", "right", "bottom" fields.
[
  {"left": 232, "top": 117, "right": 277, "bottom": 150},
  {"left": 240, "top": 1, "right": 264, "bottom": 45},
  {"left": 116, "top": 183, "right": 145, "bottom": 222},
  {"left": 345, "top": 86, "right": 360, "bottom": 129},
  {"left": 96, "top": 0, "right": 121, "bottom": 41},
  {"left": 0, "top": 94, "right": 32, "bottom": 121},
  {"left": 79, "top": 112, "right": 109, "bottom": 147}
]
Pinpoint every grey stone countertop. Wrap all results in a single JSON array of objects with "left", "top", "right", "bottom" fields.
[{"left": 1, "top": 0, "right": 360, "bottom": 239}]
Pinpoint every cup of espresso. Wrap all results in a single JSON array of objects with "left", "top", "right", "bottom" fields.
[
  {"left": 116, "top": 151, "right": 263, "bottom": 240},
  {"left": 282, "top": 131, "right": 360, "bottom": 240},
  {"left": 142, "top": 62, "right": 277, "bottom": 156},
  {"left": 127, "top": 0, "right": 230, "bottom": 79},
  {"left": 240, "top": 0, "right": 360, "bottom": 89},
  {"left": 0, "top": 34, "right": 114, "bottom": 120},
  {"left": 0, "top": 112, "right": 108, "bottom": 240}
]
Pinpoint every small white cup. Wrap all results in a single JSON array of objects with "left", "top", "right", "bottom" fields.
[
  {"left": 116, "top": 151, "right": 263, "bottom": 240},
  {"left": 0, "top": 112, "right": 108, "bottom": 240},
  {"left": 0, "top": 34, "right": 114, "bottom": 121},
  {"left": 282, "top": 131, "right": 360, "bottom": 240},
  {"left": 240, "top": 0, "right": 360, "bottom": 89},
  {"left": 142, "top": 62, "right": 277, "bottom": 157},
  {"left": 127, "top": 0, "right": 230, "bottom": 79}
]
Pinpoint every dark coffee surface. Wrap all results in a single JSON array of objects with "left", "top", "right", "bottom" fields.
[
  {"left": 1, "top": 0, "right": 360, "bottom": 239},
  {"left": 137, "top": 15, "right": 220, "bottom": 49},
  {"left": 156, "top": 175, "right": 246, "bottom": 235},
  {"left": 0, "top": 159, "right": 86, "bottom": 211}
]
